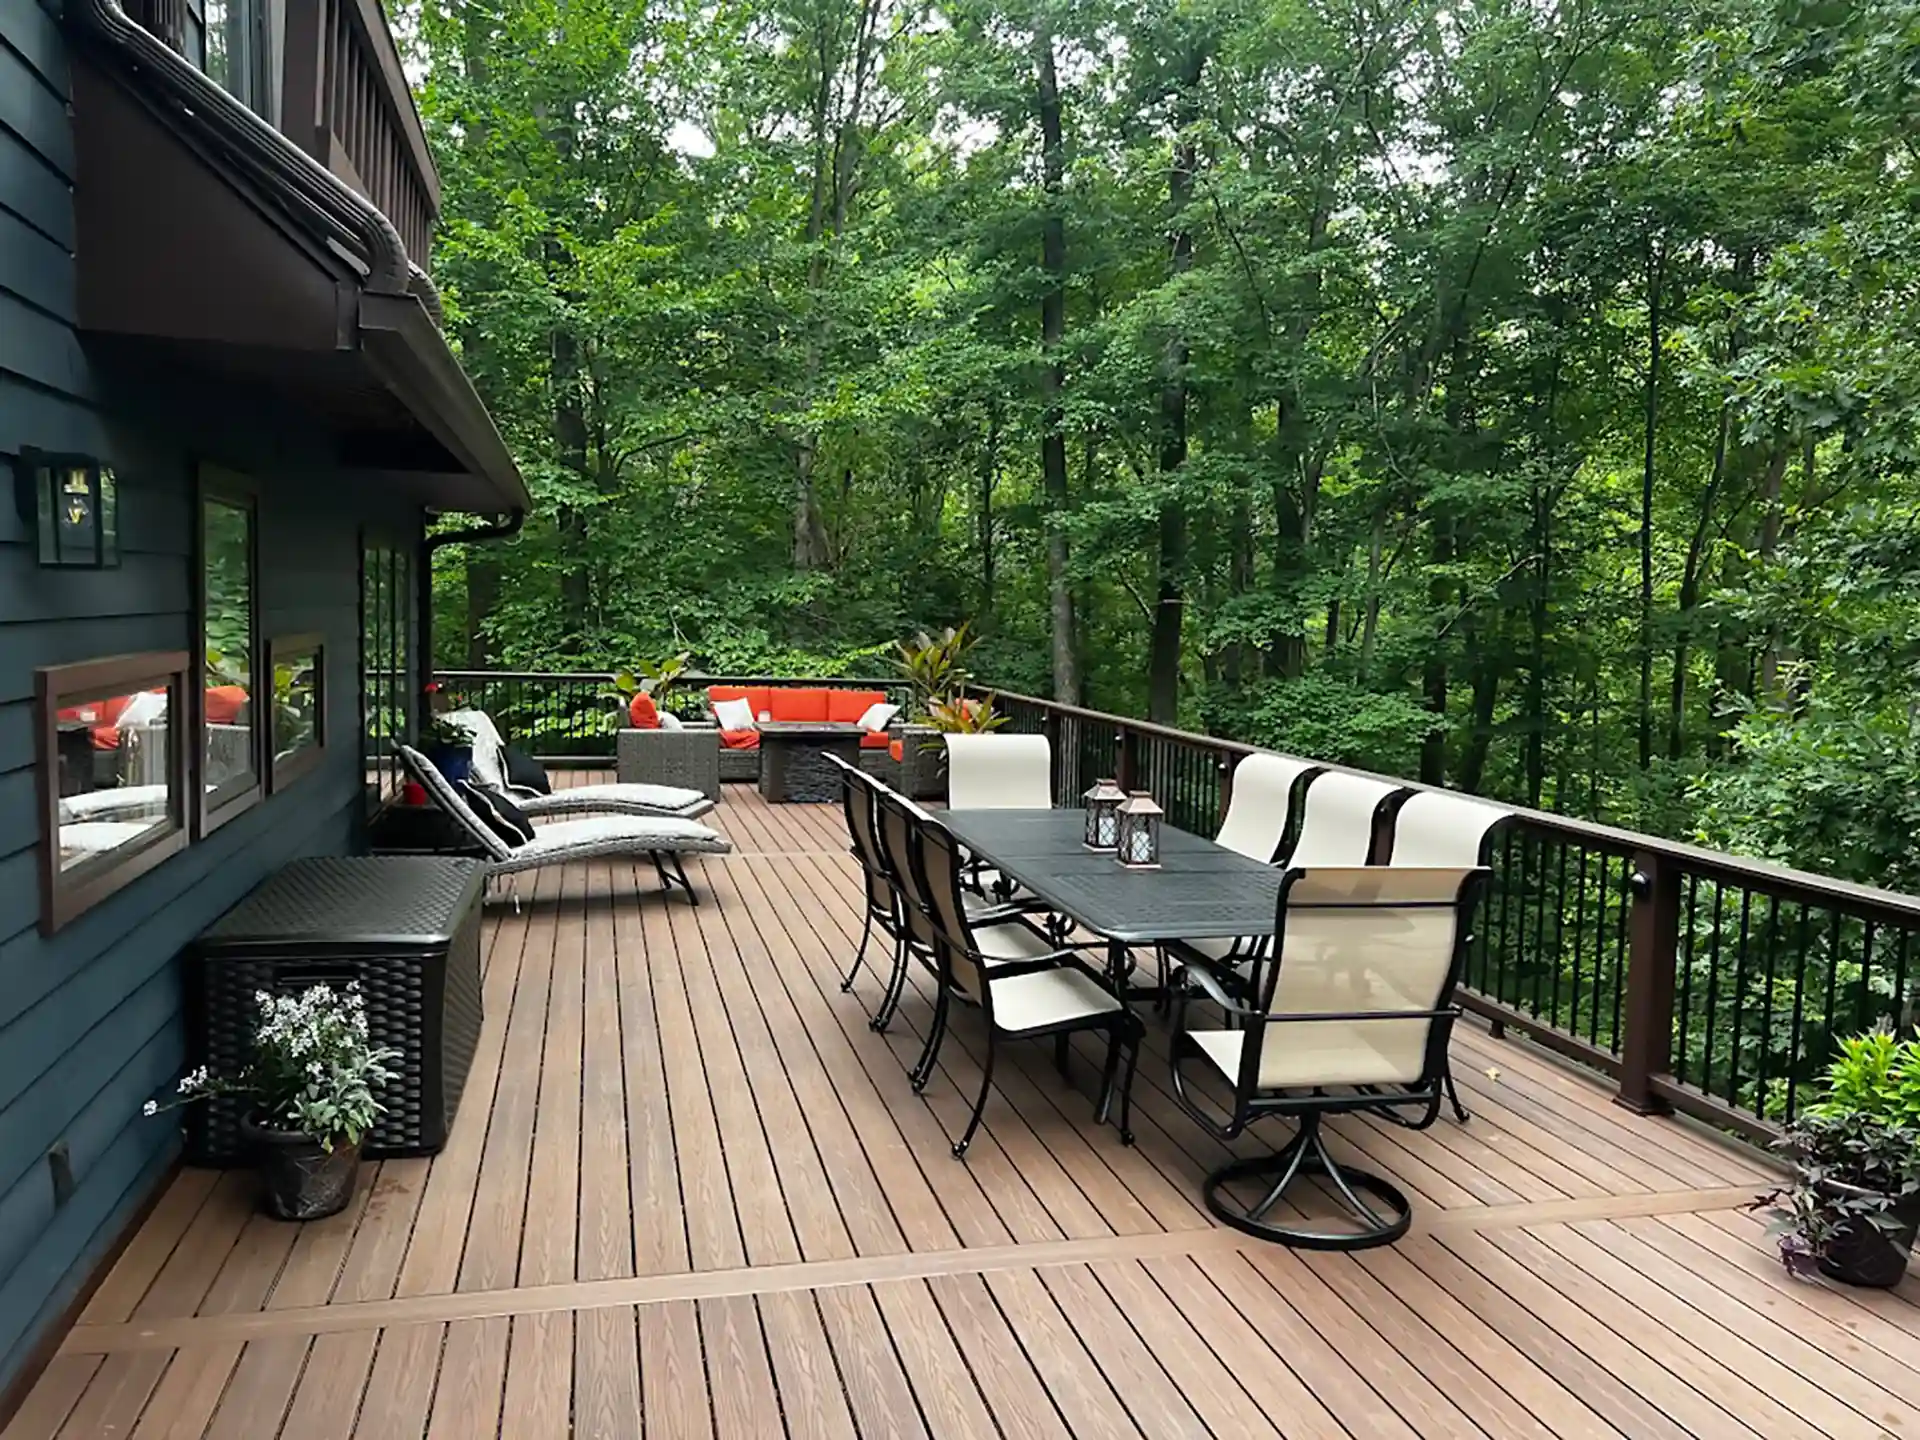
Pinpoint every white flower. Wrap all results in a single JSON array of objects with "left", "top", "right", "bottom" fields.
[{"left": 142, "top": 1100, "right": 158, "bottom": 1116}]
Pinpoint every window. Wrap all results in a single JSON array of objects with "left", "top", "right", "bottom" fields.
[
  {"left": 360, "top": 540, "right": 412, "bottom": 808},
  {"left": 269, "top": 635, "right": 326, "bottom": 790},
  {"left": 198, "top": 477, "right": 261, "bottom": 832},
  {"left": 35, "top": 653, "right": 192, "bottom": 933}
]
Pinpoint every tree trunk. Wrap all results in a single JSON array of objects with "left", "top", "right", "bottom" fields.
[
  {"left": 465, "top": 556, "right": 498, "bottom": 668},
  {"left": 1036, "top": 31, "right": 1077, "bottom": 704},
  {"left": 550, "top": 319, "right": 591, "bottom": 640},
  {"left": 1359, "top": 509, "right": 1383, "bottom": 679},
  {"left": 1755, "top": 443, "right": 1791, "bottom": 707},
  {"left": 1668, "top": 404, "right": 1729, "bottom": 760},
  {"left": 1146, "top": 49, "right": 1204, "bottom": 725},
  {"left": 1637, "top": 236, "right": 1663, "bottom": 771},
  {"left": 1420, "top": 513, "right": 1451, "bottom": 787},
  {"left": 977, "top": 400, "right": 999, "bottom": 625}
]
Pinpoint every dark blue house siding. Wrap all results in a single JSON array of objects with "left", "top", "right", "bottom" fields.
[{"left": 0, "top": 0, "right": 420, "bottom": 1395}]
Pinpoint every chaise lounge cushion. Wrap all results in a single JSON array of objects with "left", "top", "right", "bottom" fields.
[{"left": 459, "top": 782, "right": 535, "bottom": 846}]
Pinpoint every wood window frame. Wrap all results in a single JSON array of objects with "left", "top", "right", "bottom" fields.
[
  {"left": 34, "top": 652, "right": 193, "bottom": 934},
  {"left": 358, "top": 532, "right": 412, "bottom": 815},
  {"left": 267, "top": 632, "right": 327, "bottom": 792},
  {"left": 194, "top": 468, "right": 265, "bottom": 837}
]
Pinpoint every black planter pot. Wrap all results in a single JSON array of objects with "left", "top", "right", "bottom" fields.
[
  {"left": 1814, "top": 1176, "right": 1920, "bottom": 1288},
  {"left": 242, "top": 1114, "right": 362, "bottom": 1221}
]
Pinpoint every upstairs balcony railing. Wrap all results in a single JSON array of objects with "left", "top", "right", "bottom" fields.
[
  {"left": 284, "top": 0, "right": 439, "bottom": 261},
  {"left": 429, "top": 669, "right": 1920, "bottom": 1148}
]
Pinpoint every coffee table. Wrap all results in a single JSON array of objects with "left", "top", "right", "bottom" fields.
[{"left": 757, "top": 721, "right": 865, "bottom": 803}]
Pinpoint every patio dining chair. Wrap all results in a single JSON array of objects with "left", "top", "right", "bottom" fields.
[
  {"left": 943, "top": 733, "right": 1052, "bottom": 809},
  {"left": 398, "top": 744, "right": 731, "bottom": 905},
  {"left": 1212, "top": 752, "right": 1319, "bottom": 862},
  {"left": 1378, "top": 788, "right": 1511, "bottom": 1125},
  {"left": 864, "top": 781, "right": 1050, "bottom": 1039},
  {"left": 1167, "top": 863, "right": 1486, "bottom": 1249},
  {"left": 913, "top": 816, "right": 1144, "bottom": 1158},
  {"left": 1162, "top": 768, "right": 1406, "bottom": 995}
]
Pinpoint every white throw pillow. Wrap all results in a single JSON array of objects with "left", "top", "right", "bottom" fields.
[
  {"left": 713, "top": 697, "right": 756, "bottom": 731},
  {"left": 659, "top": 710, "right": 684, "bottom": 730},
  {"left": 855, "top": 702, "right": 899, "bottom": 734}
]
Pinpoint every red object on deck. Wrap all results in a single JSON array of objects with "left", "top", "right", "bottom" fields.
[{"left": 401, "top": 782, "right": 428, "bottom": 807}]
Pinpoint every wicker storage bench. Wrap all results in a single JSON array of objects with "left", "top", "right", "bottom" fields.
[
  {"left": 184, "top": 856, "right": 486, "bottom": 1164},
  {"left": 617, "top": 725, "right": 722, "bottom": 800}
]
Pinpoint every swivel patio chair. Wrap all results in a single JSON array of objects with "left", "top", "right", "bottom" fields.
[
  {"left": 399, "top": 744, "right": 731, "bottom": 905},
  {"left": 913, "top": 815, "right": 1144, "bottom": 1157},
  {"left": 1167, "top": 863, "right": 1486, "bottom": 1249},
  {"left": 442, "top": 709, "right": 716, "bottom": 820}
]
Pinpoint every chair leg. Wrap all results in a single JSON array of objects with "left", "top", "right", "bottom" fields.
[
  {"left": 669, "top": 853, "right": 698, "bottom": 906},
  {"left": 952, "top": 1035, "right": 997, "bottom": 1158},
  {"left": 1444, "top": 1064, "right": 1471, "bottom": 1123},
  {"left": 841, "top": 908, "right": 875, "bottom": 993},
  {"left": 1054, "top": 1032, "right": 1070, "bottom": 1078},
  {"left": 910, "top": 987, "right": 950, "bottom": 1093},
  {"left": 1115, "top": 1018, "right": 1141, "bottom": 1145},
  {"left": 1095, "top": 1024, "right": 1122, "bottom": 1123},
  {"left": 650, "top": 852, "right": 672, "bottom": 893},
  {"left": 871, "top": 936, "right": 909, "bottom": 1032}
]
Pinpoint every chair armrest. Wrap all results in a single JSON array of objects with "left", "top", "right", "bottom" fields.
[{"left": 1177, "top": 962, "right": 1261, "bottom": 1016}]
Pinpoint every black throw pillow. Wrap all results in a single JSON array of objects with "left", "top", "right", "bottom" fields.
[
  {"left": 502, "top": 743, "right": 552, "bottom": 795},
  {"left": 458, "top": 781, "right": 535, "bottom": 847}
]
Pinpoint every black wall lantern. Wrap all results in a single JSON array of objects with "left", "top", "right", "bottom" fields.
[{"left": 14, "top": 449, "right": 120, "bottom": 568}]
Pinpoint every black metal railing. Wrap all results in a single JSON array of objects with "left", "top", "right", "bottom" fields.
[{"left": 986, "top": 685, "right": 1920, "bottom": 1145}]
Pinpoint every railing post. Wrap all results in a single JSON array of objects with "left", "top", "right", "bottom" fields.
[
  {"left": 1616, "top": 849, "right": 1680, "bottom": 1115},
  {"left": 1042, "top": 709, "right": 1063, "bottom": 805},
  {"left": 1216, "top": 751, "right": 1234, "bottom": 830},
  {"left": 1117, "top": 727, "right": 1139, "bottom": 791}
]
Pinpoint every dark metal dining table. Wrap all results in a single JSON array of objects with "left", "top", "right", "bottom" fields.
[{"left": 936, "top": 808, "right": 1281, "bottom": 994}]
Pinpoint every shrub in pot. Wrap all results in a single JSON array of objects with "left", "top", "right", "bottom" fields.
[
  {"left": 147, "top": 983, "right": 399, "bottom": 1221},
  {"left": 421, "top": 711, "right": 476, "bottom": 783},
  {"left": 1754, "top": 1028, "right": 1920, "bottom": 1287}
]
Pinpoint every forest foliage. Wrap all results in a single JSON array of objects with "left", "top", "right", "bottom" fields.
[{"left": 408, "top": 0, "right": 1920, "bottom": 887}]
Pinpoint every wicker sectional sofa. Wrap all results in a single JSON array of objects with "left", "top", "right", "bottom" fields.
[{"left": 625, "top": 684, "right": 909, "bottom": 789}]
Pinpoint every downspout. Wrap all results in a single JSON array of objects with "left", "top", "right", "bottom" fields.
[
  {"left": 419, "top": 512, "right": 526, "bottom": 686},
  {"left": 70, "top": 0, "right": 422, "bottom": 302}
]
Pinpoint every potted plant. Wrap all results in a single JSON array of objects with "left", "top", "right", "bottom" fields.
[
  {"left": 610, "top": 650, "right": 693, "bottom": 724},
  {"left": 421, "top": 711, "right": 475, "bottom": 782},
  {"left": 147, "top": 983, "right": 399, "bottom": 1221},
  {"left": 1753, "top": 1027, "right": 1920, "bottom": 1286}
]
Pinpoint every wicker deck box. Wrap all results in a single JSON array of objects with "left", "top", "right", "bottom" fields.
[{"left": 185, "top": 856, "right": 486, "bottom": 1164}]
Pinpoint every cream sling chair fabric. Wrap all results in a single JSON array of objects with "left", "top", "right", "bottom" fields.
[
  {"left": 1166, "top": 768, "right": 1405, "bottom": 987},
  {"left": 1168, "top": 864, "right": 1487, "bottom": 1250}
]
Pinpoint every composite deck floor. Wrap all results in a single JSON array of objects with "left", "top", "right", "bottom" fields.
[{"left": 10, "top": 780, "right": 1920, "bottom": 1438}]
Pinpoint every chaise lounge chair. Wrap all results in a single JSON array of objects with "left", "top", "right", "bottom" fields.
[
  {"left": 398, "top": 744, "right": 731, "bottom": 905},
  {"left": 441, "top": 709, "right": 716, "bottom": 820}
]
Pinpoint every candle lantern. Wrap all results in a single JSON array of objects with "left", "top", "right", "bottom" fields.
[
  {"left": 1116, "top": 790, "right": 1164, "bottom": 868},
  {"left": 1082, "top": 777, "right": 1125, "bottom": 850}
]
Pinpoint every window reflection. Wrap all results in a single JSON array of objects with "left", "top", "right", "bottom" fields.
[
  {"left": 271, "top": 637, "right": 325, "bottom": 787},
  {"left": 202, "top": 494, "right": 256, "bottom": 809},
  {"left": 42, "top": 656, "right": 190, "bottom": 930}
]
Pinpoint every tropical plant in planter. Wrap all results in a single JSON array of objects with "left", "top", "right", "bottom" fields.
[
  {"left": 1754, "top": 1027, "right": 1920, "bottom": 1286},
  {"left": 421, "top": 711, "right": 477, "bottom": 782},
  {"left": 610, "top": 651, "right": 693, "bottom": 721},
  {"left": 147, "top": 983, "right": 399, "bottom": 1221}
]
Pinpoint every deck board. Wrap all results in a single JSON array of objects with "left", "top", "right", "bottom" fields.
[{"left": 14, "top": 779, "right": 1913, "bottom": 1440}]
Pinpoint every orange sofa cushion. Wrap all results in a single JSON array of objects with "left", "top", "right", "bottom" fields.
[
  {"left": 720, "top": 729, "right": 761, "bottom": 751},
  {"left": 205, "top": 685, "right": 249, "bottom": 725},
  {"left": 628, "top": 693, "right": 661, "bottom": 729},
  {"left": 769, "top": 688, "right": 831, "bottom": 722},
  {"left": 860, "top": 730, "right": 891, "bottom": 749},
  {"left": 708, "top": 685, "right": 773, "bottom": 721},
  {"left": 827, "top": 689, "right": 887, "bottom": 723}
]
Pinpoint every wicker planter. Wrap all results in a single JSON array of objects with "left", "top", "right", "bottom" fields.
[
  {"left": 617, "top": 725, "right": 721, "bottom": 800},
  {"left": 897, "top": 725, "right": 945, "bottom": 801},
  {"left": 244, "top": 1114, "right": 362, "bottom": 1221}
]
